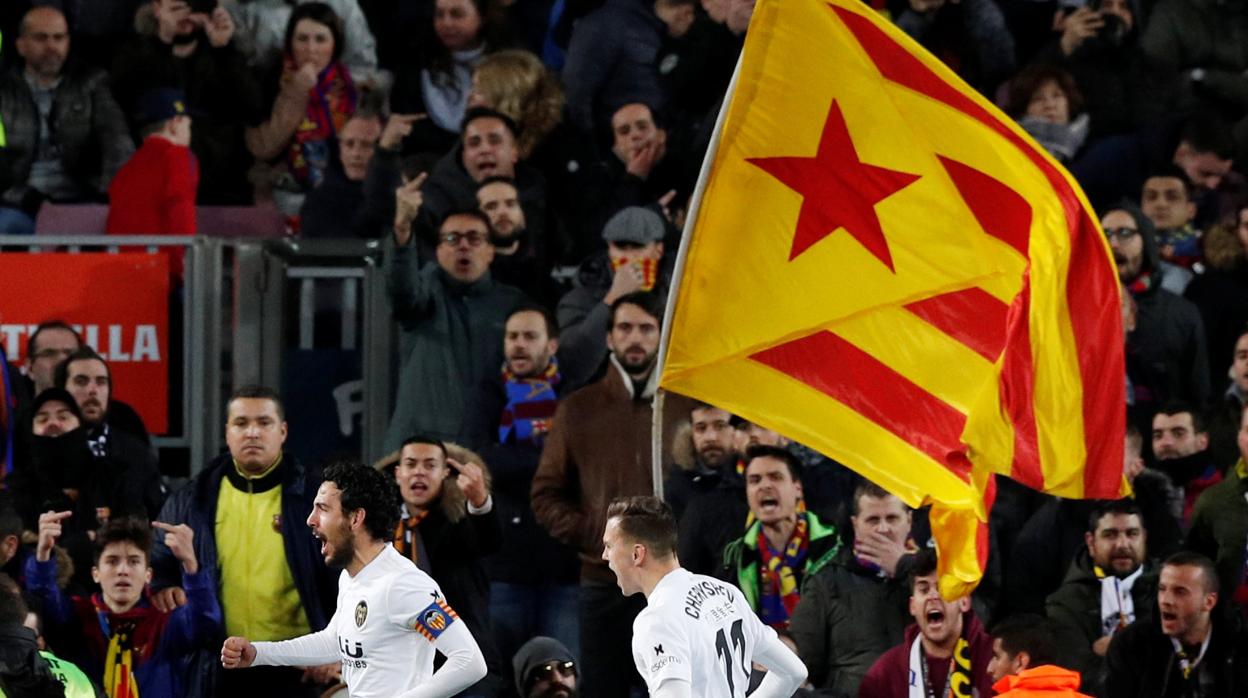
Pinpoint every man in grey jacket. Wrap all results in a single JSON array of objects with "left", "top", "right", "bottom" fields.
[
  {"left": 384, "top": 176, "right": 524, "bottom": 449},
  {"left": 0, "top": 6, "right": 133, "bottom": 233}
]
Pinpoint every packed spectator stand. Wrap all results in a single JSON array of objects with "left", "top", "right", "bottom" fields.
[{"left": 2, "top": 0, "right": 1248, "bottom": 696}]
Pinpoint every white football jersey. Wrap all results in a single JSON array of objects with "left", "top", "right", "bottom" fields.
[
  {"left": 256, "top": 544, "right": 462, "bottom": 697},
  {"left": 631, "top": 568, "right": 776, "bottom": 697}
]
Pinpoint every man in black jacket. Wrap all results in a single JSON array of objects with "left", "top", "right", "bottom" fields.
[
  {"left": 383, "top": 435, "right": 504, "bottom": 695},
  {"left": 0, "top": 6, "right": 132, "bottom": 234},
  {"left": 1106, "top": 552, "right": 1248, "bottom": 698}
]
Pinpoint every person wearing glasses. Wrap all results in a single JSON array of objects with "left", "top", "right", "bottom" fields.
[
  {"left": 512, "top": 636, "right": 578, "bottom": 698},
  {"left": 384, "top": 202, "right": 523, "bottom": 449},
  {"left": 1104, "top": 202, "right": 1210, "bottom": 409}
]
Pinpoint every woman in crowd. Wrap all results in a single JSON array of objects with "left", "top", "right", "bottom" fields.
[
  {"left": 1007, "top": 63, "right": 1090, "bottom": 164},
  {"left": 246, "top": 2, "right": 357, "bottom": 216}
]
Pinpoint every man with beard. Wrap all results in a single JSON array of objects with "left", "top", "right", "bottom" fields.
[
  {"left": 1151, "top": 403, "right": 1221, "bottom": 527},
  {"left": 1046, "top": 500, "right": 1157, "bottom": 696},
  {"left": 475, "top": 176, "right": 559, "bottom": 307},
  {"left": 532, "top": 291, "right": 685, "bottom": 698},
  {"left": 54, "top": 348, "right": 162, "bottom": 511},
  {"left": 221, "top": 461, "right": 488, "bottom": 696},
  {"left": 1106, "top": 552, "right": 1248, "bottom": 698},
  {"left": 0, "top": 6, "right": 132, "bottom": 234},
  {"left": 718, "top": 446, "right": 841, "bottom": 628},
  {"left": 383, "top": 205, "right": 524, "bottom": 448},
  {"left": 664, "top": 401, "right": 738, "bottom": 520},
  {"left": 858, "top": 549, "right": 995, "bottom": 698},
  {"left": 1107, "top": 204, "right": 1210, "bottom": 409},
  {"left": 459, "top": 303, "right": 583, "bottom": 688},
  {"left": 512, "top": 636, "right": 578, "bottom": 698},
  {"left": 110, "top": 0, "right": 262, "bottom": 204},
  {"left": 152, "top": 385, "right": 336, "bottom": 698},
  {"left": 789, "top": 483, "right": 917, "bottom": 697}
]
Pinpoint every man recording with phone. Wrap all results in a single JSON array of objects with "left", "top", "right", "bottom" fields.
[{"left": 111, "top": 0, "right": 263, "bottom": 205}]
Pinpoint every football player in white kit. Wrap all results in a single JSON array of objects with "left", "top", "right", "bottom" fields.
[
  {"left": 220, "top": 462, "right": 487, "bottom": 697},
  {"left": 602, "top": 495, "right": 808, "bottom": 697}
]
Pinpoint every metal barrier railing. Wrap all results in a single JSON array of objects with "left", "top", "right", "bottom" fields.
[{"left": 2, "top": 234, "right": 397, "bottom": 472}]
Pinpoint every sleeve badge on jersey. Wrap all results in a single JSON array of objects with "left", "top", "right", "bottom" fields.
[
  {"left": 412, "top": 599, "right": 458, "bottom": 642},
  {"left": 354, "top": 600, "right": 368, "bottom": 628}
]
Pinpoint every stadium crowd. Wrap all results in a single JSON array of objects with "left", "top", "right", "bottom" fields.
[{"left": 4, "top": 0, "right": 1248, "bottom": 695}]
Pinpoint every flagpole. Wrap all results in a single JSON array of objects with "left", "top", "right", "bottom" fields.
[{"left": 651, "top": 47, "right": 747, "bottom": 500}]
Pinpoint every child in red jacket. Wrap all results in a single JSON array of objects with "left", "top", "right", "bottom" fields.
[{"left": 107, "top": 88, "right": 198, "bottom": 279}]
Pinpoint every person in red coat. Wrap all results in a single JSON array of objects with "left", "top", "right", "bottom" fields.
[
  {"left": 106, "top": 87, "right": 198, "bottom": 280},
  {"left": 859, "top": 549, "right": 995, "bottom": 698}
]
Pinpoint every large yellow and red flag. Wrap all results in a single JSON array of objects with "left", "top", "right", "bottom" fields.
[{"left": 658, "top": 0, "right": 1126, "bottom": 596}]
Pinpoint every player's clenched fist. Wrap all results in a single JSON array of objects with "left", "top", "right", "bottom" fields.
[{"left": 221, "top": 636, "right": 256, "bottom": 669}]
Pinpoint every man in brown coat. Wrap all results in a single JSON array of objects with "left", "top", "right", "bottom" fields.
[{"left": 531, "top": 290, "right": 688, "bottom": 698}]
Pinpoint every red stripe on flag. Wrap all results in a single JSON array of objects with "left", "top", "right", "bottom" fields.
[
  {"left": 937, "top": 156, "right": 1032, "bottom": 258},
  {"left": 903, "top": 287, "right": 1008, "bottom": 362},
  {"left": 751, "top": 330, "right": 972, "bottom": 480},
  {"left": 830, "top": 3, "right": 1122, "bottom": 491}
]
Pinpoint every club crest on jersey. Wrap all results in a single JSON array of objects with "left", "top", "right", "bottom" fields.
[
  {"left": 355, "top": 600, "right": 368, "bottom": 627},
  {"left": 654, "top": 645, "right": 664, "bottom": 656},
  {"left": 412, "top": 600, "right": 458, "bottom": 642}
]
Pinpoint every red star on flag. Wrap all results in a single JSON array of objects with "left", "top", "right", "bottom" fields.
[{"left": 748, "top": 100, "right": 920, "bottom": 271}]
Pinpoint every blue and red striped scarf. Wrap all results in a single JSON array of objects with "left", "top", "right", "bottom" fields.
[
  {"left": 758, "top": 514, "right": 810, "bottom": 628},
  {"left": 498, "top": 358, "right": 560, "bottom": 446}
]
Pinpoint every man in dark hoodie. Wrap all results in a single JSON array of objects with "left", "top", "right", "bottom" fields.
[
  {"left": 663, "top": 400, "right": 738, "bottom": 520},
  {"left": 9, "top": 388, "right": 154, "bottom": 594},
  {"left": 1106, "top": 203, "right": 1211, "bottom": 409},
  {"left": 858, "top": 548, "right": 996, "bottom": 698}
]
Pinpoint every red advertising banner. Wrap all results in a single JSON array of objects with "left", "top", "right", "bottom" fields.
[{"left": 0, "top": 253, "right": 171, "bottom": 433}]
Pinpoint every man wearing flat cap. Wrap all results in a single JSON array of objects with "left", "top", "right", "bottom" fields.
[{"left": 556, "top": 205, "right": 673, "bottom": 389}]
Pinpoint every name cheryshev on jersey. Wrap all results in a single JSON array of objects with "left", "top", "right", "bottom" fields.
[{"left": 683, "top": 578, "right": 736, "bottom": 620}]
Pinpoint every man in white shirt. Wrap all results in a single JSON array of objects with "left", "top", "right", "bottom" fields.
[
  {"left": 601, "top": 495, "right": 807, "bottom": 697},
  {"left": 220, "top": 462, "right": 488, "bottom": 697}
]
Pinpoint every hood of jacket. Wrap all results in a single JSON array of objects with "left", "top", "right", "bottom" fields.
[{"left": 991, "top": 664, "right": 1086, "bottom": 695}]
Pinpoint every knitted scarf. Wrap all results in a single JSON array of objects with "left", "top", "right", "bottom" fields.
[
  {"left": 394, "top": 510, "right": 431, "bottom": 574},
  {"left": 610, "top": 257, "right": 659, "bottom": 291},
  {"left": 84, "top": 595, "right": 170, "bottom": 698},
  {"left": 1094, "top": 563, "right": 1144, "bottom": 637},
  {"left": 286, "top": 59, "right": 356, "bottom": 188},
  {"left": 498, "top": 358, "right": 560, "bottom": 446},
  {"left": 757, "top": 514, "right": 809, "bottom": 628},
  {"left": 907, "top": 630, "right": 974, "bottom": 698}
]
